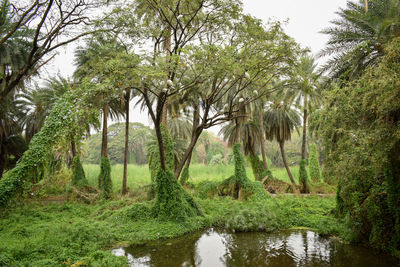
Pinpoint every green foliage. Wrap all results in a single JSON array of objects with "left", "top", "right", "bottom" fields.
[
  {"left": 248, "top": 154, "right": 272, "bottom": 181},
  {"left": 100, "top": 157, "right": 112, "bottom": 199},
  {"left": 318, "top": 38, "right": 400, "bottom": 253},
  {"left": 219, "top": 144, "right": 269, "bottom": 200},
  {"left": 194, "top": 180, "right": 220, "bottom": 199},
  {"left": 233, "top": 144, "right": 248, "bottom": 187},
  {"left": 83, "top": 122, "right": 152, "bottom": 165},
  {"left": 152, "top": 169, "right": 202, "bottom": 221},
  {"left": 0, "top": 195, "right": 343, "bottom": 266},
  {"left": 0, "top": 78, "right": 100, "bottom": 207},
  {"left": 71, "top": 156, "right": 88, "bottom": 188},
  {"left": 309, "top": 144, "right": 321, "bottom": 183},
  {"left": 298, "top": 159, "right": 310, "bottom": 193},
  {"left": 147, "top": 126, "right": 175, "bottom": 182},
  {"left": 209, "top": 154, "right": 225, "bottom": 166},
  {"left": 179, "top": 166, "right": 190, "bottom": 185}
]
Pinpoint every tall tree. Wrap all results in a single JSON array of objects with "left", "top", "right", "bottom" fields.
[
  {"left": 0, "top": 0, "right": 102, "bottom": 103},
  {"left": 74, "top": 36, "right": 125, "bottom": 187},
  {"left": 283, "top": 55, "right": 321, "bottom": 161},
  {"left": 319, "top": 0, "right": 400, "bottom": 81},
  {"left": 264, "top": 102, "right": 301, "bottom": 187}
]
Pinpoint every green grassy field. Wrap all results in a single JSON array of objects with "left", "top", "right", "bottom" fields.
[{"left": 83, "top": 163, "right": 302, "bottom": 193}]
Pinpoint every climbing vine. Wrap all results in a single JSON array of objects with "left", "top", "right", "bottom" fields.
[
  {"left": 100, "top": 157, "right": 112, "bottom": 199},
  {"left": 309, "top": 144, "right": 321, "bottom": 183},
  {"left": 72, "top": 155, "right": 88, "bottom": 188},
  {"left": 0, "top": 79, "right": 100, "bottom": 207},
  {"left": 298, "top": 159, "right": 310, "bottom": 193}
]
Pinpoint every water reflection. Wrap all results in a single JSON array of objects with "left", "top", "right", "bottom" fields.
[{"left": 111, "top": 229, "right": 399, "bottom": 267}]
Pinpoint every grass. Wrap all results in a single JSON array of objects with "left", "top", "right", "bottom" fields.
[
  {"left": 0, "top": 163, "right": 338, "bottom": 266},
  {"left": 83, "top": 163, "right": 304, "bottom": 193},
  {"left": 0, "top": 195, "right": 345, "bottom": 267}
]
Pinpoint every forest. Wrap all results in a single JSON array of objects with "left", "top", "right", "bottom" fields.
[{"left": 0, "top": 0, "right": 399, "bottom": 266}]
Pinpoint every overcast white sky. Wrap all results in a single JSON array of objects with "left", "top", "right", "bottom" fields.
[{"left": 47, "top": 0, "right": 348, "bottom": 135}]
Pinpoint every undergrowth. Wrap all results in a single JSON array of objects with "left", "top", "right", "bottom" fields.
[{"left": 0, "top": 195, "right": 344, "bottom": 267}]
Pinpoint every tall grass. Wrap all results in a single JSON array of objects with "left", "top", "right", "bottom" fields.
[{"left": 83, "top": 163, "right": 303, "bottom": 193}]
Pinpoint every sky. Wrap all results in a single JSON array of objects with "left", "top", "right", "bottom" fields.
[{"left": 46, "top": 0, "right": 349, "bottom": 135}]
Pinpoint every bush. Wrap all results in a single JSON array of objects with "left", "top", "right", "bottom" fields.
[
  {"left": 99, "top": 157, "right": 112, "bottom": 199},
  {"left": 309, "top": 144, "right": 321, "bottom": 183},
  {"left": 71, "top": 155, "right": 88, "bottom": 188},
  {"left": 209, "top": 154, "right": 225, "bottom": 165}
]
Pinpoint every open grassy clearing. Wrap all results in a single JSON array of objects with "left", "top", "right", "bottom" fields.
[{"left": 83, "top": 164, "right": 303, "bottom": 193}]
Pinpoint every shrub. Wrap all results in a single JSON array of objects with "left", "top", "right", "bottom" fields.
[
  {"left": 309, "top": 144, "right": 321, "bottom": 183},
  {"left": 209, "top": 154, "right": 225, "bottom": 165},
  {"left": 99, "top": 157, "right": 112, "bottom": 199}
]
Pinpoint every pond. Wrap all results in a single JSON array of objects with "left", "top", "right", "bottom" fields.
[{"left": 111, "top": 229, "right": 399, "bottom": 267}]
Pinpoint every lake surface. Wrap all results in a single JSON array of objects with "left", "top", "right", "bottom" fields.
[{"left": 112, "top": 229, "right": 399, "bottom": 267}]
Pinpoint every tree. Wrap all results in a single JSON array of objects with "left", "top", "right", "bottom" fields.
[
  {"left": 319, "top": 0, "right": 400, "bottom": 81},
  {"left": 264, "top": 102, "right": 301, "bottom": 187},
  {"left": 20, "top": 75, "right": 70, "bottom": 144},
  {"left": 0, "top": 94, "right": 26, "bottom": 178},
  {"left": 220, "top": 118, "right": 271, "bottom": 181},
  {"left": 317, "top": 38, "right": 400, "bottom": 252},
  {"left": 0, "top": 0, "right": 103, "bottom": 103},
  {"left": 282, "top": 55, "right": 321, "bottom": 192},
  {"left": 74, "top": 35, "right": 126, "bottom": 188}
]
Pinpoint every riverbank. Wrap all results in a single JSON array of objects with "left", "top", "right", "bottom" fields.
[{"left": 0, "top": 195, "right": 345, "bottom": 266}]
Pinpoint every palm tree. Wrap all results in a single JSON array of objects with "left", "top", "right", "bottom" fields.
[
  {"left": 74, "top": 36, "right": 125, "bottom": 188},
  {"left": 0, "top": 95, "right": 26, "bottom": 178},
  {"left": 319, "top": 0, "right": 400, "bottom": 80},
  {"left": 0, "top": 0, "right": 33, "bottom": 99},
  {"left": 220, "top": 119, "right": 267, "bottom": 180},
  {"left": 264, "top": 102, "right": 301, "bottom": 186},
  {"left": 21, "top": 75, "right": 70, "bottom": 144},
  {"left": 284, "top": 55, "right": 321, "bottom": 161}
]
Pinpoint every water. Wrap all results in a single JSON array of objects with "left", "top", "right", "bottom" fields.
[{"left": 112, "top": 229, "right": 399, "bottom": 267}]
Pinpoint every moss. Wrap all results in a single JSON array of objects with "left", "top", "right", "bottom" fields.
[
  {"left": 100, "top": 157, "right": 112, "bottom": 199},
  {"left": 71, "top": 156, "right": 88, "bottom": 188},
  {"left": 298, "top": 159, "right": 310, "bottom": 193},
  {"left": 309, "top": 144, "right": 321, "bottom": 183}
]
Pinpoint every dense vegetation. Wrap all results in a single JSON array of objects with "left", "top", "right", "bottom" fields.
[{"left": 0, "top": 0, "right": 399, "bottom": 265}]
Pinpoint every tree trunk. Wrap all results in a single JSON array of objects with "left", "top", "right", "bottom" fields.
[
  {"left": 259, "top": 110, "right": 268, "bottom": 169},
  {"left": 279, "top": 141, "right": 296, "bottom": 186},
  {"left": 68, "top": 138, "right": 77, "bottom": 168},
  {"left": 364, "top": 0, "right": 368, "bottom": 13},
  {"left": 161, "top": 26, "right": 171, "bottom": 128},
  {"left": 174, "top": 131, "right": 201, "bottom": 178},
  {"left": 174, "top": 104, "right": 200, "bottom": 179},
  {"left": 71, "top": 140, "right": 77, "bottom": 159},
  {"left": 155, "top": 122, "right": 167, "bottom": 171},
  {"left": 99, "top": 102, "right": 108, "bottom": 188},
  {"left": 301, "top": 97, "right": 308, "bottom": 160},
  {"left": 122, "top": 90, "right": 130, "bottom": 195}
]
